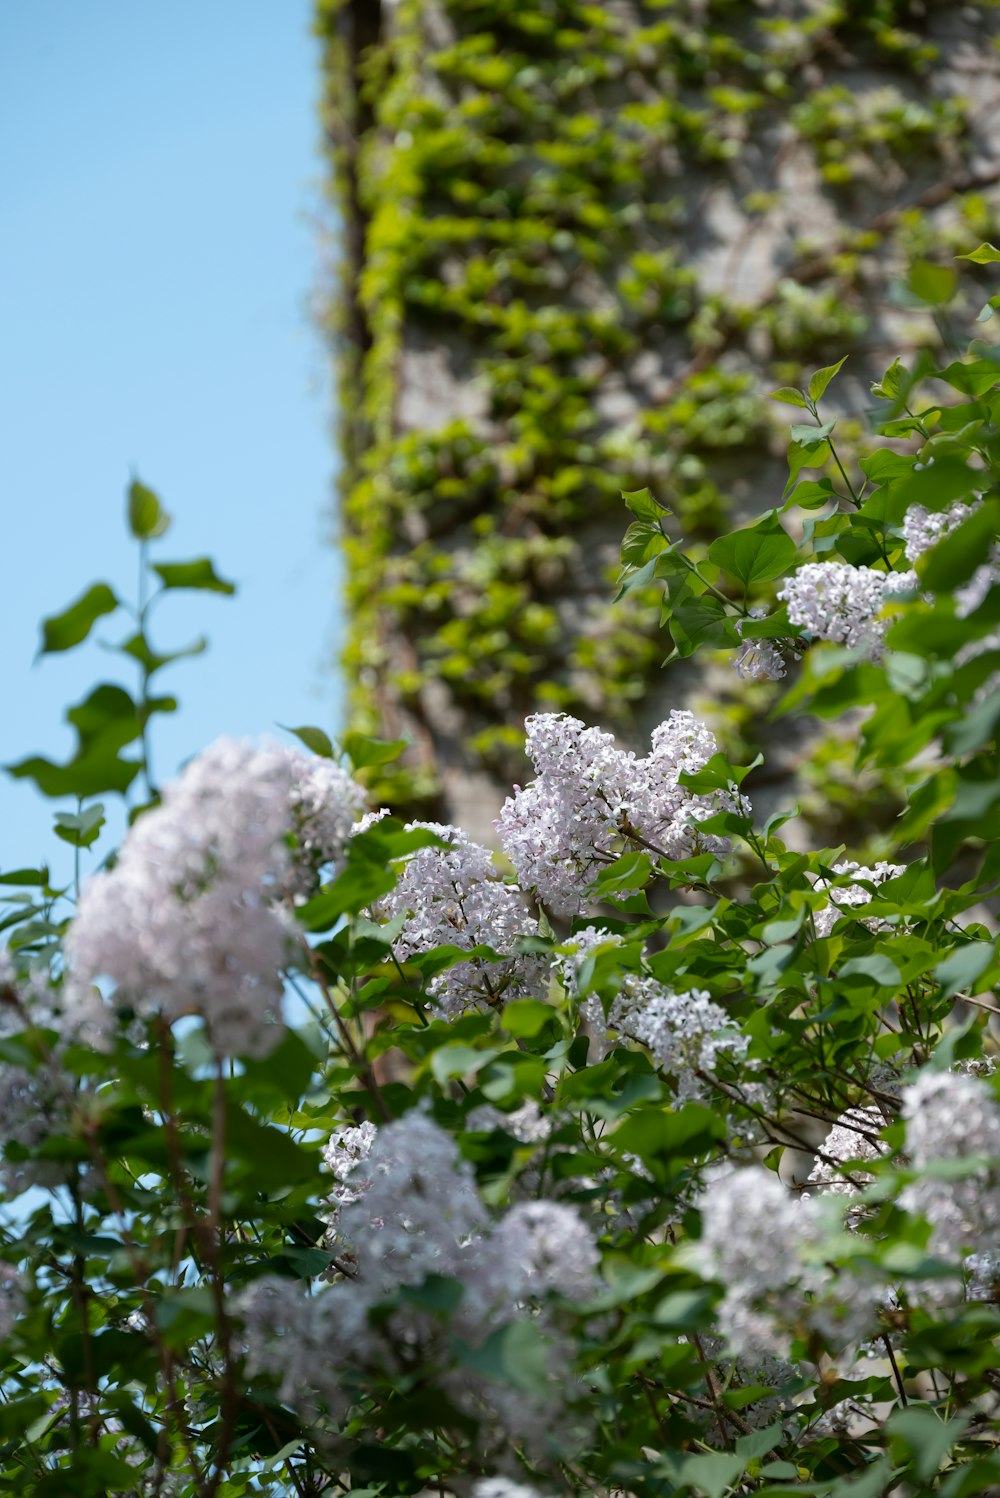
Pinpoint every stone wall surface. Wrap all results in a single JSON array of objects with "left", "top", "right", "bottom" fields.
[{"left": 317, "top": 0, "right": 1000, "bottom": 844}]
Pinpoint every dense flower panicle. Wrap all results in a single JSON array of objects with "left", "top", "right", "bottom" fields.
[
  {"left": 252, "top": 1112, "right": 599, "bottom": 1453},
  {"left": 335, "top": 1112, "right": 489, "bottom": 1292},
  {"left": 0, "top": 1264, "right": 24, "bottom": 1343},
  {"left": 778, "top": 561, "right": 910, "bottom": 660},
  {"left": 322, "top": 1121, "right": 377, "bottom": 1210},
  {"left": 733, "top": 610, "right": 787, "bottom": 683},
  {"left": 498, "top": 711, "right": 741, "bottom": 916},
  {"left": 466, "top": 1098, "right": 552, "bottom": 1143},
  {"left": 0, "top": 956, "right": 78, "bottom": 1195},
  {"left": 699, "top": 1164, "right": 879, "bottom": 1355},
  {"left": 371, "top": 822, "right": 541, "bottom": 1015},
  {"left": 492, "top": 1201, "right": 599, "bottom": 1301},
  {"left": 65, "top": 739, "right": 365, "bottom": 1057},
  {"left": 903, "top": 501, "right": 976, "bottom": 564},
  {"left": 626, "top": 985, "right": 747, "bottom": 1101},
  {"left": 812, "top": 860, "right": 905, "bottom": 939},
  {"left": 807, "top": 1106, "right": 887, "bottom": 1197},
  {"left": 289, "top": 757, "right": 368, "bottom": 880},
  {"left": 901, "top": 1070, "right": 1000, "bottom": 1262}
]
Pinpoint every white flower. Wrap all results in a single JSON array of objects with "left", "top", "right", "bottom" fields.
[
  {"left": 65, "top": 739, "right": 366, "bottom": 1056},
  {"left": 778, "top": 562, "right": 911, "bottom": 660},
  {"left": 733, "top": 610, "right": 787, "bottom": 682},
  {"left": 497, "top": 711, "right": 741, "bottom": 916},
  {"left": 812, "top": 860, "right": 905, "bottom": 939},
  {"left": 901, "top": 1069, "right": 1000, "bottom": 1262},
  {"left": 699, "top": 1164, "right": 880, "bottom": 1355},
  {"left": 371, "top": 821, "right": 542, "bottom": 1016}
]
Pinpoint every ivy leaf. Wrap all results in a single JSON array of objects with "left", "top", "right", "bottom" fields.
[
  {"left": 40, "top": 583, "right": 118, "bottom": 655},
  {"left": 708, "top": 510, "right": 796, "bottom": 587},
  {"left": 152, "top": 558, "right": 236, "bottom": 594}
]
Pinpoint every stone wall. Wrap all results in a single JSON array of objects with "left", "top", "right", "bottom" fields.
[{"left": 316, "top": 0, "right": 1000, "bottom": 842}]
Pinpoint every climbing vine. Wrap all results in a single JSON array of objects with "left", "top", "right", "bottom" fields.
[{"left": 316, "top": 0, "right": 999, "bottom": 817}]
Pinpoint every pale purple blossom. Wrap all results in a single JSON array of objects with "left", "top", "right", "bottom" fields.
[
  {"left": 901, "top": 1069, "right": 1000, "bottom": 1262},
  {"left": 66, "top": 739, "right": 366, "bottom": 1057},
  {"left": 903, "top": 501, "right": 977, "bottom": 564},
  {"left": 807, "top": 1106, "right": 887, "bottom": 1198},
  {"left": 699, "top": 1164, "right": 881, "bottom": 1355},
  {"left": 371, "top": 822, "right": 542, "bottom": 1016},
  {"left": 733, "top": 610, "right": 787, "bottom": 682},
  {"left": 498, "top": 712, "right": 741, "bottom": 916},
  {"left": 778, "top": 561, "right": 913, "bottom": 660},
  {"left": 812, "top": 860, "right": 905, "bottom": 939}
]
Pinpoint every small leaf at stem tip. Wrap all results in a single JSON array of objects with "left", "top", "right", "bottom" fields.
[
  {"left": 621, "top": 486, "right": 668, "bottom": 522},
  {"left": 127, "top": 477, "right": 171, "bottom": 540},
  {"left": 807, "top": 355, "right": 848, "bottom": 403},
  {"left": 281, "top": 724, "right": 335, "bottom": 758}
]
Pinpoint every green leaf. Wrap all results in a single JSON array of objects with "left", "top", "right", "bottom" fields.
[
  {"left": 871, "top": 357, "right": 907, "bottom": 401},
  {"left": 40, "top": 583, "right": 118, "bottom": 654},
  {"left": 127, "top": 477, "right": 171, "bottom": 539},
  {"left": 769, "top": 385, "right": 807, "bottom": 407},
  {"left": 920, "top": 500, "right": 1000, "bottom": 592},
  {"left": 152, "top": 557, "right": 236, "bottom": 594},
  {"left": 7, "top": 685, "right": 142, "bottom": 798},
  {"left": 888, "top": 1407, "right": 968, "bottom": 1484},
  {"left": 620, "top": 520, "right": 667, "bottom": 566},
  {"left": 789, "top": 419, "right": 836, "bottom": 444},
  {"left": 935, "top": 941, "right": 996, "bottom": 999},
  {"left": 808, "top": 356, "right": 848, "bottom": 403},
  {"left": 455, "top": 1318, "right": 550, "bottom": 1394},
  {"left": 707, "top": 510, "right": 796, "bottom": 588},
  {"left": 282, "top": 724, "right": 335, "bottom": 758},
  {"left": 622, "top": 486, "right": 666, "bottom": 522},
  {"left": 341, "top": 731, "right": 409, "bottom": 769},
  {"left": 503, "top": 999, "right": 555, "bottom": 1038},
  {"left": 909, "top": 259, "right": 958, "bottom": 305},
  {"left": 53, "top": 802, "right": 105, "bottom": 849},
  {"left": 670, "top": 1451, "right": 744, "bottom": 1498},
  {"left": 957, "top": 242, "right": 1000, "bottom": 264}
]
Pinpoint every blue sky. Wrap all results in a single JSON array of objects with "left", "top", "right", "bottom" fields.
[{"left": 0, "top": 2, "right": 342, "bottom": 883}]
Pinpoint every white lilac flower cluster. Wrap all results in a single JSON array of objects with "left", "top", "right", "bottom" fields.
[
  {"left": 497, "top": 711, "right": 742, "bottom": 916},
  {"left": 698, "top": 1163, "right": 881, "bottom": 1356},
  {"left": 807, "top": 1105, "right": 888, "bottom": 1198},
  {"left": 733, "top": 609, "right": 787, "bottom": 683},
  {"left": 66, "top": 739, "right": 365, "bottom": 1057},
  {"left": 900, "top": 1069, "right": 1000, "bottom": 1265},
  {"left": 554, "top": 931, "right": 744, "bottom": 1096},
  {"left": 0, "top": 1263, "right": 25, "bottom": 1344},
  {"left": 370, "top": 821, "right": 543, "bottom": 1015},
  {"left": 777, "top": 562, "right": 917, "bottom": 662},
  {"left": 0, "top": 953, "right": 75, "bottom": 1195},
  {"left": 903, "top": 498, "right": 999, "bottom": 619},
  {"left": 811, "top": 860, "right": 905, "bottom": 939},
  {"left": 242, "top": 1112, "right": 599, "bottom": 1452}
]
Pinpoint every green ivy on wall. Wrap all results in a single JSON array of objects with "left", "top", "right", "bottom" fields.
[{"left": 316, "top": 0, "right": 999, "bottom": 820}]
